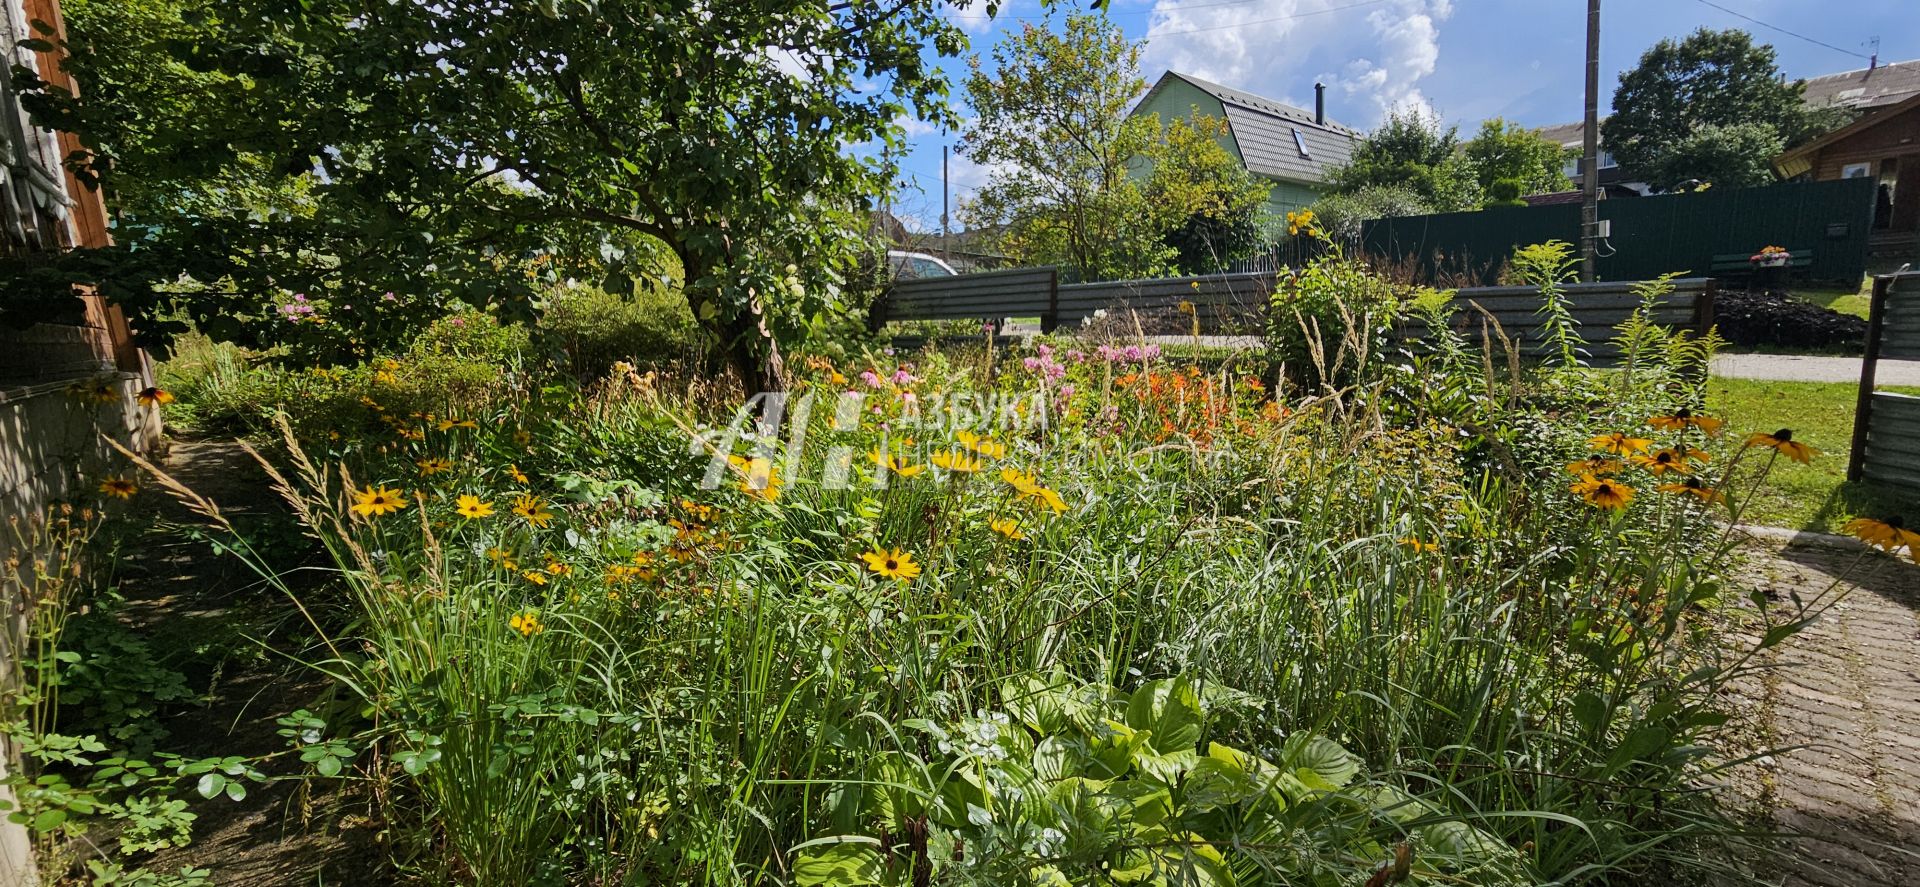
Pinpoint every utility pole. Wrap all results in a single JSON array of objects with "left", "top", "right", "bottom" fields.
[
  {"left": 1580, "top": 0, "right": 1601, "bottom": 282},
  {"left": 941, "top": 145, "right": 951, "bottom": 239}
]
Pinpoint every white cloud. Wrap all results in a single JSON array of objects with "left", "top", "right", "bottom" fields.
[
  {"left": 1141, "top": 0, "right": 1455, "bottom": 128},
  {"left": 893, "top": 113, "right": 941, "bottom": 139}
]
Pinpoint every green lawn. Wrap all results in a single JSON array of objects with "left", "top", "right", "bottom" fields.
[
  {"left": 1792, "top": 277, "right": 1872, "bottom": 320},
  {"left": 1707, "top": 376, "right": 1920, "bottom": 531}
]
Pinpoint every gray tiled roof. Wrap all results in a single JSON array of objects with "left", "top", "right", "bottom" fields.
[
  {"left": 1801, "top": 59, "right": 1920, "bottom": 110},
  {"left": 1164, "top": 72, "right": 1362, "bottom": 185}
]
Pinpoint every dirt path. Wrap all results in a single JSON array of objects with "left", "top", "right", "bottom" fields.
[
  {"left": 109, "top": 436, "right": 385, "bottom": 886},
  {"left": 1734, "top": 535, "right": 1920, "bottom": 886}
]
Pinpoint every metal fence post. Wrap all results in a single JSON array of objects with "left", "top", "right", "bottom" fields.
[
  {"left": 1041, "top": 268, "right": 1060, "bottom": 335},
  {"left": 1849, "top": 275, "right": 1892, "bottom": 483}
]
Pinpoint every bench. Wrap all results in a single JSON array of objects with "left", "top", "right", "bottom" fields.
[{"left": 1709, "top": 249, "right": 1812, "bottom": 276}]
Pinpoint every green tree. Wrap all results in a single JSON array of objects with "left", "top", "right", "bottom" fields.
[
  {"left": 1327, "top": 108, "right": 1478, "bottom": 211},
  {"left": 959, "top": 15, "right": 1172, "bottom": 282},
  {"left": 1640, "top": 122, "right": 1783, "bottom": 190},
  {"left": 1604, "top": 28, "right": 1810, "bottom": 190},
  {"left": 1461, "top": 118, "right": 1570, "bottom": 206},
  {"left": 11, "top": 0, "right": 987, "bottom": 390},
  {"left": 1310, "top": 185, "right": 1433, "bottom": 242},
  {"left": 1144, "top": 114, "right": 1271, "bottom": 275}
]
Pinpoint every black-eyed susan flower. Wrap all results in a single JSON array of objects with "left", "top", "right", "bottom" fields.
[
  {"left": 678, "top": 499, "right": 717, "bottom": 523},
  {"left": 989, "top": 517, "right": 1025, "bottom": 540},
  {"left": 98, "top": 477, "right": 138, "bottom": 500},
  {"left": 1398, "top": 537, "right": 1439, "bottom": 553},
  {"left": 508, "top": 611, "right": 544, "bottom": 636},
  {"left": 1841, "top": 516, "right": 1920, "bottom": 553},
  {"left": 1632, "top": 447, "right": 1707, "bottom": 476},
  {"left": 1571, "top": 474, "right": 1634, "bottom": 510},
  {"left": 486, "top": 547, "right": 519, "bottom": 571},
  {"left": 521, "top": 569, "right": 550, "bottom": 586},
  {"left": 1656, "top": 476, "right": 1724, "bottom": 504},
  {"left": 437, "top": 418, "right": 479, "bottom": 431},
  {"left": 930, "top": 449, "right": 982, "bottom": 473},
  {"left": 506, "top": 464, "right": 530, "bottom": 484},
  {"left": 135, "top": 387, "right": 174, "bottom": 408},
  {"left": 511, "top": 493, "right": 555, "bottom": 528},
  {"left": 728, "top": 455, "right": 782, "bottom": 501},
  {"left": 1648, "top": 407, "right": 1723, "bottom": 435},
  {"left": 1565, "top": 455, "right": 1624, "bottom": 477},
  {"left": 513, "top": 430, "right": 532, "bottom": 447},
  {"left": 1747, "top": 429, "right": 1819, "bottom": 464},
  {"left": 860, "top": 547, "right": 922, "bottom": 582},
  {"left": 454, "top": 494, "right": 494, "bottom": 519},
  {"left": 350, "top": 485, "right": 408, "bottom": 517},
  {"left": 1025, "top": 485, "right": 1068, "bottom": 514},
  {"left": 1589, "top": 432, "right": 1653, "bottom": 455},
  {"left": 417, "top": 457, "right": 453, "bottom": 476},
  {"left": 956, "top": 429, "right": 1007, "bottom": 460},
  {"left": 870, "top": 449, "right": 925, "bottom": 478}
]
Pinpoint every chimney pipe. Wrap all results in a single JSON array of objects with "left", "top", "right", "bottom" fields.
[{"left": 1314, "top": 82, "right": 1326, "bottom": 125}]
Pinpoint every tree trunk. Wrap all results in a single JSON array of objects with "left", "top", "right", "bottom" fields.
[{"left": 717, "top": 307, "right": 786, "bottom": 396}]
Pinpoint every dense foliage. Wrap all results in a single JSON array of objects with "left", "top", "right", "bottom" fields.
[
  {"left": 959, "top": 15, "right": 1269, "bottom": 282},
  {"left": 1604, "top": 28, "right": 1853, "bottom": 190},
  {"left": 1461, "top": 118, "right": 1572, "bottom": 205},
  {"left": 10, "top": 0, "right": 994, "bottom": 388},
  {"left": 1325, "top": 109, "right": 1478, "bottom": 213},
  {"left": 12, "top": 246, "right": 1855, "bottom": 884}
]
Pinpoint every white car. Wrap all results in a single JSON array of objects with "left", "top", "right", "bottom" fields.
[{"left": 886, "top": 250, "right": 958, "bottom": 280}]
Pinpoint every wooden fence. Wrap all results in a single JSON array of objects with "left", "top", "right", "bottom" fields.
[
  {"left": 872, "top": 268, "right": 1717, "bottom": 362},
  {"left": 1848, "top": 271, "right": 1920, "bottom": 494}
]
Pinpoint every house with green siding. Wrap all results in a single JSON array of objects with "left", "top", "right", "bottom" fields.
[{"left": 1129, "top": 71, "right": 1362, "bottom": 223}]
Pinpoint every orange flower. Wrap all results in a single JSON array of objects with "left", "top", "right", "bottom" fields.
[
  {"left": 1648, "top": 408, "right": 1722, "bottom": 435},
  {"left": 1571, "top": 474, "right": 1634, "bottom": 510},
  {"left": 135, "top": 387, "right": 174, "bottom": 408},
  {"left": 1589, "top": 432, "right": 1652, "bottom": 455},
  {"left": 1747, "top": 429, "right": 1818, "bottom": 464},
  {"left": 1657, "top": 476, "right": 1724, "bottom": 504}
]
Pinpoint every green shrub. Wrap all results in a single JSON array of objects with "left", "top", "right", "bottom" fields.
[{"left": 538, "top": 282, "right": 701, "bottom": 379}]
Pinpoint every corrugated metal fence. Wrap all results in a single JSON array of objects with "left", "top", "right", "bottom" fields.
[
  {"left": 1361, "top": 178, "right": 1876, "bottom": 286},
  {"left": 1848, "top": 271, "right": 1920, "bottom": 494},
  {"left": 873, "top": 267, "right": 1717, "bottom": 362}
]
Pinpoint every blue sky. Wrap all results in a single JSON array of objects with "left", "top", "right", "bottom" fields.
[{"left": 883, "top": 0, "right": 1918, "bottom": 232}]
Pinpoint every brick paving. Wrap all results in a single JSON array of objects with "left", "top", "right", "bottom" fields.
[{"left": 1733, "top": 539, "right": 1920, "bottom": 886}]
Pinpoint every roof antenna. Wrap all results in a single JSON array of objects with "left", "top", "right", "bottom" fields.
[{"left": 1867, "top": 36, "right": 1880, "bottom": 72}]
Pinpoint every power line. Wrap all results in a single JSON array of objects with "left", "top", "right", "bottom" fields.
[
  {"left": 1689, "top": 0, "right": 1869, "bottom": 60},
  {"left": 943, "top": 0, "right": 1396, "bottom": 32}
]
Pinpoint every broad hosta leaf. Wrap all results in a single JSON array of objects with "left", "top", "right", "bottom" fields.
[
  {"left": 1126, "top": 677, "right": 1205, "bottom": 756},
  {"left": 792, "top": 840, "right": 887, "bottom": 887},
  {"left": 1033, "top": 734, "right": 1085, "bottom": 783},
  {"left": 1279, "top": 733, "right": 1361, "bottom": 790}
]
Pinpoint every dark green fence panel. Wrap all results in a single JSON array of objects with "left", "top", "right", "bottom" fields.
[
  {"left": 1849, "top": 271, "right": 1920, "bottom": 494},
  {"left": 1362, "top": 179, "right": 1876, "bottom": 286}
]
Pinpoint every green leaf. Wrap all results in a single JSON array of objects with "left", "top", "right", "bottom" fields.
[
  {"left": 792, "top": 840, "right": 886, "bottom": 887},
  {"left": 196, "top": 773, "right": 226, "bottom": 798},
  {"left": 315, "top": 755, "right": 342, "bottom": 777},
  {"left": 1125, "top": 677, "right": 1204, "bottom": 756},
  {"left": 1279, "top": 733, "right": 1361, "bottom": 789}
]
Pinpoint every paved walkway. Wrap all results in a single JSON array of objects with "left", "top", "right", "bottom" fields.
[
  {"left": 1712, "top": 353, "right": 1920, "bottom": 386},
  {"left": 1731, "top": 536, "right": 1920, "bottom": 886}
]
